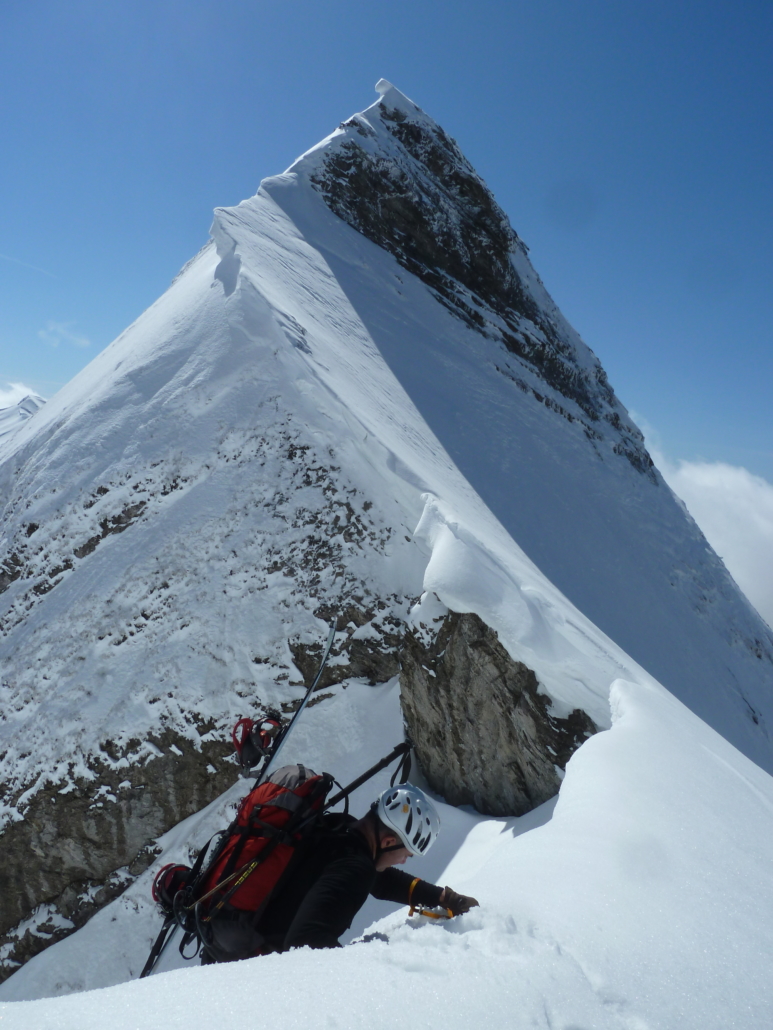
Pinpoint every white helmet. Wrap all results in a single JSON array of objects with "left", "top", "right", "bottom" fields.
[{"left": 374, "top": 784, "right": 440, "bottom": 856}]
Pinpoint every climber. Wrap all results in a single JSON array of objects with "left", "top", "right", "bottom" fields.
[{"left": 200, "top": 783, "right": 479, "bottom": 961}]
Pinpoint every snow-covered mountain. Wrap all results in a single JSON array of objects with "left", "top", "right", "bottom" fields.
[{"left": 1, "top": 83, "right": 771, "bottom": 1024}]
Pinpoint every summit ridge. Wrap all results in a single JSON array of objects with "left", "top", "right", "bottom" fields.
[{"left": 304, "top": 82, "right": 650, "bottom": 473}]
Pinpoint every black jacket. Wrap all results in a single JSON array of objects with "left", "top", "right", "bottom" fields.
[
  {"left": 201, "top": 813, "right": 443, "bottom": 961},
  {"left": 259, "top": 813, "right": 443, "bottom": 950}
]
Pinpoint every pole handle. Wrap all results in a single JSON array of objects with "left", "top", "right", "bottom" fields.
[{"left": 324, "top": 741, "right": 412, "bottom": 810}]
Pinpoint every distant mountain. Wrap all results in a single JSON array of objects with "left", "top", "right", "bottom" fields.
[
  {"left": 0, "top": 82, "right": 771, "bottom": 990},
  {"left": 0, "top": 392, "right": 45, "bottom": 439}
]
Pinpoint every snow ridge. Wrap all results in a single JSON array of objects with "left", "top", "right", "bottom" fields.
[{"left": 302, "top": 83, "right": 651, "bottom": 476}]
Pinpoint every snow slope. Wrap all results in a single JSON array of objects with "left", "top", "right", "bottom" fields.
[{"left": 2, "top": 656, "right": 772, "bottom": 1028}]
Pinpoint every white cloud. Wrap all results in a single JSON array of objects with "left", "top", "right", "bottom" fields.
[
  {"left": 0, "top": 381, "right": 40, "bottom": 409},
  {"left": 653, "top": 450, "right": 773, "bottom": 630},
  {"left": 38, "top": 320, "right": 90, "bottom": 348}
]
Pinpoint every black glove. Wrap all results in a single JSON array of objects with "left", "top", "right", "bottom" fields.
[{"left": 440, "top": 886, "right": 479, "bottom": 915}]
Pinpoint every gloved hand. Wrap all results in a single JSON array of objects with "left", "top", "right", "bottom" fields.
[{"left": 439, "top": 886, "right": 479, "bottom": 915}]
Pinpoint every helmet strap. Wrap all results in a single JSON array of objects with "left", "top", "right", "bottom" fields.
[{"left": 379, "top": 841, "right": 408, "bottom": 854}]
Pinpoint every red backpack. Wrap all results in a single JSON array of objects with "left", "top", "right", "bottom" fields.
[
  {"left": 146, "top": 762, "right": 333, "bottom": 969},
  {"left": 198, "top": 763, "right": 333, "bottom": 914}
]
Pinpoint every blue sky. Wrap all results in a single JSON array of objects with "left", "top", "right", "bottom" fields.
[{"left": 1, "top": 0, "right": 771, "bottom": 480}]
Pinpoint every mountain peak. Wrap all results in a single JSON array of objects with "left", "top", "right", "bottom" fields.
[
  {"left": 372, "top": 79, "right": 429, "bottom": 124},
  {"left": 296, "top": 86, "right": 649, "bottom": 475},
  {"left": 374, "top": 78, "right": 413, "bottom": 105}
]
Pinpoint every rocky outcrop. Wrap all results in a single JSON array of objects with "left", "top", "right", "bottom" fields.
[
  {"left": 0, "top": 730, "right": 233, "bottom": 981},
  {"left": 400, "top": 608, "right": 597, "bottom": 816}
]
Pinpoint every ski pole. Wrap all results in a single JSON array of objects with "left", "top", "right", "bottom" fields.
[
  {"left": 258, "top": 618, "right": 337, "bottom": 784},
  {"left": 323, "top": 741, "right": 412, "bottom": 810}
]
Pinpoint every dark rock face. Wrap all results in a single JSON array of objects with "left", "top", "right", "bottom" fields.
[
  {"left": 400, "top": 609, "right": 597, "bottom": 816},
  {"left": 0, "top": 731, "right": 233, "bottom": 982},
  {"left": 317, "top": 111, "right": 533, "bottom": 334},
  {"left": 310, "top": 98, "right": 653, "bottom": 477}
]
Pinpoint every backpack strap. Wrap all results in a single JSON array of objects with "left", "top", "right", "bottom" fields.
[{"left": 181, "top": 828, "right": 218, "bottom": 894}]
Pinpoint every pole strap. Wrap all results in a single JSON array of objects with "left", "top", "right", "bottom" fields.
[{"left": 412, "top": 907, "right": 455, "bottom": 920}]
